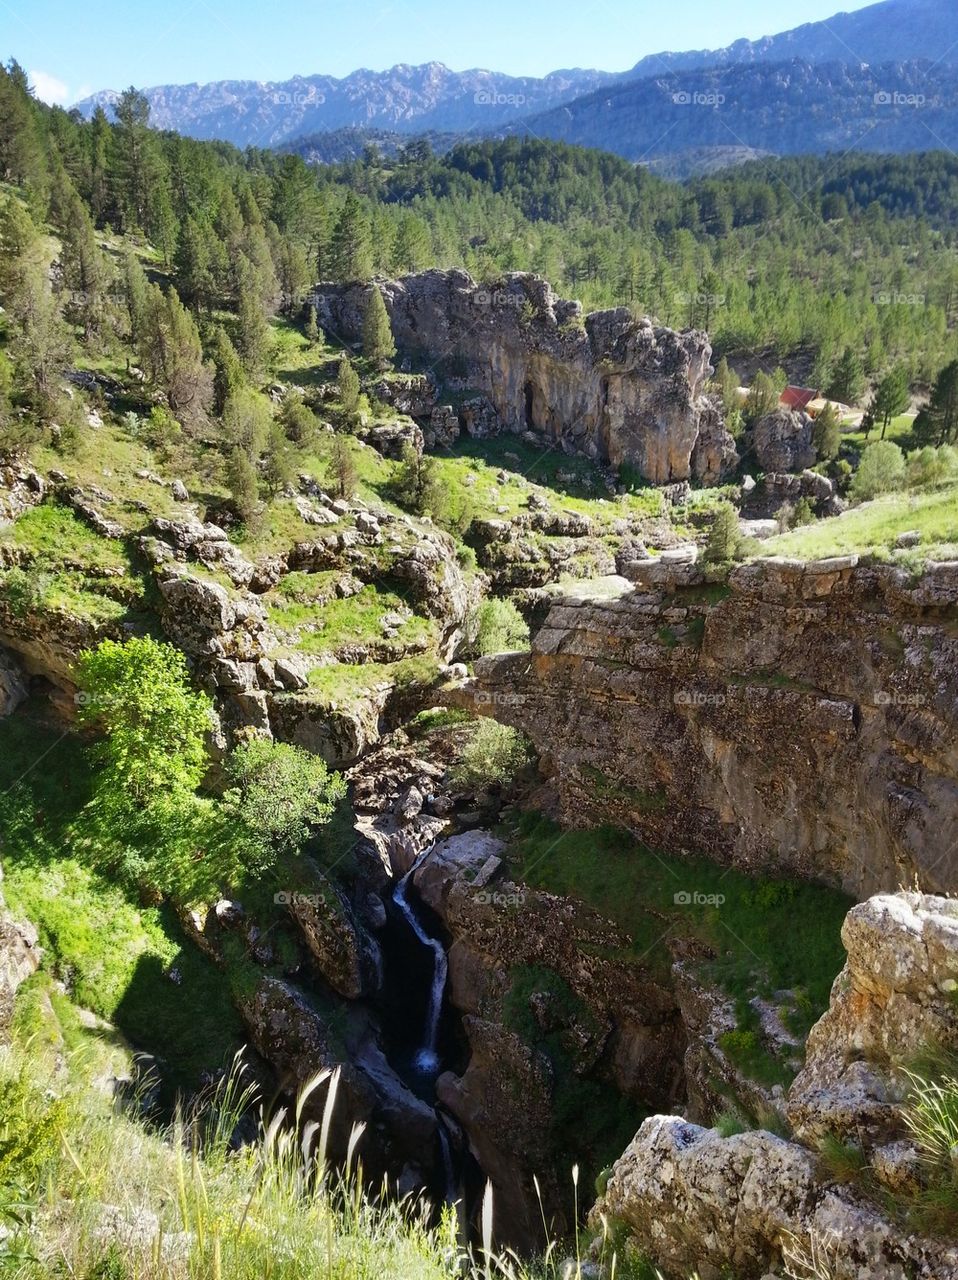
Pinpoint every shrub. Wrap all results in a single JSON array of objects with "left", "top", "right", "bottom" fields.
[
  {"left": 906, "top": 444, "right": 958, "bottom": 490},
  {"left": 471, "top": 597, "right": 530, "bottom": 656},
  {"left": 850, "top": 440, "right": 905, "bottom": 501},
  {"left": 451, "top": 720, "right": 530, "bottom": 792}
]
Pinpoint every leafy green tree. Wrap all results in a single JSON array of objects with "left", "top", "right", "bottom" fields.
[
  {"left": 225, "top": 739, "right": 346, "bottom": 866},
  {"left": 914, "top": 360, "right": 958, "bottom": 447},
  {"left": 827, "top": 347, "right": 865, "bottom": 406},
  {"left": 812, "top": 403, "right": 841, "bottom": 461},
  {"left": 850, "top": 440, "right": 905, "bottom": 501},
  {"left": 75, "top": 637, "right": 212, "bottom": 807},
  {"left": 362, "top": 286, "right": 396, "bottom": 370},
  {"left": 327, "top": 434, "right": 358, "bottom": 499},
  {"left": 703, "top": 502, "right": 743, "bottom": 564},
  {"left": 870, "top": 366, "right": 910, "bottom": 439}
]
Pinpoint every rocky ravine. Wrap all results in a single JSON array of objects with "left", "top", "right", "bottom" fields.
[
  {"left": 456, "top": 558, "right": 958, "bottom": 897},
  {"left": 311, "top": 270, "right": 737, "bottom": 486},
  {"left": 592, "top": 892, "right": 958, "bottom": 1280}
]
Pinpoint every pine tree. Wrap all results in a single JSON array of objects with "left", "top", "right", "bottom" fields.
[
  {"left": 234, "top": 259, "right": 274, "bottom": 378},
  {"left": 227, "top": 448, "right": 260, "bottom": 526},
  {"left": 362, "top": 286, "right": 396, "bottom": 370},
  {"left": 139, "top": 284, "right": 212, "bottom": 430},
  {"left": 120, "top": 249, "right": 149, "bottom": 351},
  {"left": 327, "top": 434, "right": 358, "bottom": 500},
  {"left": 337, "top": 355, "right": 361, "bottom": 423},
  {"left": 304, "top": 304, "right": 321, "bottom": 346},
  {"left": 394, "top": 442, "right": 445, "bottom": 517},
  {"left": 914, "top": 360, "right": 958, "bottom": 447},
  {"left": 827, "top": 347, "right": 865, "bottom": 406},
  {"left": 871, "top": 367, "right": 910, "bottom": 439},
  {"left": 330, "top": 192, "right": 373, "bottom": 283},
  {"left": 58, "top": 188, "right": 111, "bottom": 342},
  {"left": 703, "top": 502, "right": 742, "bottom": 565},
  {"left": 208, "top": 326, "right": 246, "bottom": 417},
  {"left": 262, "top": 420, "right": 296, "bottom": 497},
  {"left": 174, "top": 216, "right": 217, "bottom": 311},
  {"left": 812, "top": 403, "right": 841, "bottom": 460},
  {"left": 275, "top": 237, "right": 310, "bottom": 315}
]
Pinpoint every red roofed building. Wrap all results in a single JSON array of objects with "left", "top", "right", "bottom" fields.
[{"left": 780, "top": 385, "right": 819, "bottom": 413}]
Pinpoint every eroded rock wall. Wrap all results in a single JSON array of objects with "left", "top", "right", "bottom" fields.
[
  {"left": 311, "top": 270, "right": 735, "bottom": 485},
  {"left": 591, "top": 892, "right": 958, "bottom": 1280},
  {"left": 458, "top": 558, "right": 958, "bottom": 896}
]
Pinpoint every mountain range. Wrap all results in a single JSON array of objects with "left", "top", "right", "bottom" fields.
[{"left": 76, "top": 0, "right": 958, "bottom": 162}]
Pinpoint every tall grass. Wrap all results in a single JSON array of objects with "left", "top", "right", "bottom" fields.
[{"left": 0, "top": 1027, "right": 653, "bottom": 1280}]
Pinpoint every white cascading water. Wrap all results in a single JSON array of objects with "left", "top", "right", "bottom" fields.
[{"left": 393, "top": 846, "right": 448, "bottom": 1075}]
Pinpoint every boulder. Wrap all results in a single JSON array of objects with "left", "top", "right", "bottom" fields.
[{"left": 750, "top": 408, "right": 817, "bottom": 474}]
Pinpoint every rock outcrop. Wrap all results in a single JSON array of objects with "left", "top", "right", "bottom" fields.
[
  {"left": 457, "top": 559, "right": 958, "bottom": 896},
  {"left": 591, "top": 892, "right": 958, "bottom": 1280},
  {"left": 311, "top": 271, "right": 737, "bottom": 486},
  {"left": 749, "top": 407, "right": 817, "bottom": 474},
  {"left": 0, "top": 865, "right": 40, "bottom": 1031}
]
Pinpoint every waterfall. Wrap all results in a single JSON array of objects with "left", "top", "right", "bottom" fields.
[{"left": 393, "top": 846, "right": 448, "bottom": 1076}]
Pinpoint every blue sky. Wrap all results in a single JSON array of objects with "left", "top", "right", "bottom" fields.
[{"left": 8, "top": 0, "right": 877, "bottom": 105}]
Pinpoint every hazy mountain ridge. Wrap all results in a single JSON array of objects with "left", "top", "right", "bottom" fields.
[
  {"left": 76, "top": 62, "right": 618, "bottom": 147},
  {"left": 508, "top": 58, "right": 958, "bottom": 161},
  {"left": 74, "top": 0, "right": 958, "bottom": 158}
]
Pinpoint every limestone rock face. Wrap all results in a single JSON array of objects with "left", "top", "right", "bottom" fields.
[
  {"left": 592, "top": 891, "right": 958, "bottom": 1280},
  {"left": 0, "top": 647, "right": 27, "bottom": 717},
  {"left": 311, "top": 271, "right": 737, "bottom": 486},
  {"left": 750, "top": 408, "right": 817, "bottom": 473},
  {"left": 285, "top": 867, "right": 382, "bottom": 999},
  {"left": 593, "top": 1115, "right": 958, "bottom": 1280},
  {"left": 0, "top": 869, "right": 40, "bottom": 1030},
  {"left": 457, "top": 560, "right": 958, "bottom": 896},
  {"left": 787, "top": 893, "right": 958, "bottom": 1146}
]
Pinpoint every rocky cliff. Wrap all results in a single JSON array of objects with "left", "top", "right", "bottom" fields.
[
  {"left": 591, "top": 892, "right": 958, "bottom": 1280},
  {"left": 311, "top": 271, "right": 736, "bottom": 486},
  {"left": 457, "top": 557, "right": 958, "bottom": 897}
]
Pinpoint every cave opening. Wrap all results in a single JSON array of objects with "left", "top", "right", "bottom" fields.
[{"left": 523, "top": 380, "right": 536, "bottom": 429}]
